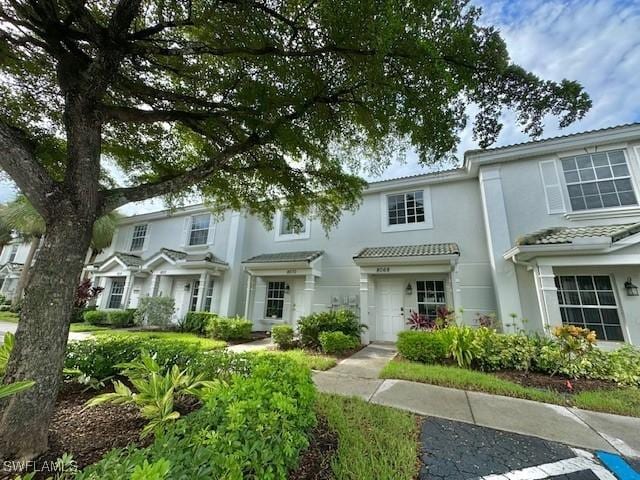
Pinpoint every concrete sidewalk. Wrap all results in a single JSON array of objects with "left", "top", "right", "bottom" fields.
[
  {"left": 226, "top": 337, "right": 274, "bottom": 352},
  {"left": 0, "top": 320, "right": 91, "bottom": 342},
  {"left": 313, "top": 343, "right": 640, "bottom": 459}
]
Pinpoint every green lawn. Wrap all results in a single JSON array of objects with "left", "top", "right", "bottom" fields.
[
  {"left": 380, "top": 359, "right": 640, "bottom": 417},
  {"left": 260, "top": 349, "right": 337, "bottom": 371},
  {"left": 0, "top": 311, "right": 19, "bottom": 323},
  {"left": 69, "top": 322, "right": 112, "bottom": 332},
  {"left": 573, "top": 388, "right": 640, "bottom": 417},
  {"left": 92, "top": 329, "right": 227, "bottom": 350},
  {"left": 316, "top": 393, "right": 420, "bottom": 480}
]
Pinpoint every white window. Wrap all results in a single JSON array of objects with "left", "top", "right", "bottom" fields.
[
  {"left": 381, "top": 188, "right": 432, "bottom": 232},
  {"left": 416, "top": 280, "right": 446, "bottom": 320},
  {"left": 265, "top": 281, "right": 286, "bottom": 318},
  {"left": 8, "top": 245, "right": 18, "bottom": 263},
  {"left": 274, "top": 211, "right": 310, "bottom": 241},
  {"left": 203, "top": 278, "right": 215, "bottom": 312},
  {"left": 107, "top": 278, "right": 125, "bottom": 309},
  {"left": 388, "top": 190, "right": 425, "bottom": 225},
  {"left": 560, "top": 150, "right": 637, "bottom": 211},
  {"left": 555, "top": 275, "right": 624, "bottom": 342},
  {"left": 130, "top": 224, "right": 148, "bottom": 251},
  {"left": 189, "top": 214, "right": 211, "bottom": 246},
  {"left": 189, "top": 280, "right": 200, "bottom": 311}
]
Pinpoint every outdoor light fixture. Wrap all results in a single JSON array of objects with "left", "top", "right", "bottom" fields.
[
  {"left": 184, "top": 283, "right": 191, "bottom": 291},
  {"left": 284, "top": 283, "right": 290, "bottom": 292},
  {"left": 624, "top": 278, "right": 639, "bottom": 296},
  {"left": 405, "top": 283, "right": 413, "bottom": 295}
]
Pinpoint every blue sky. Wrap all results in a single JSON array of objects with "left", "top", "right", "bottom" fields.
[{"left": 1, "top": 0, "right": 639, "bottom": 214}]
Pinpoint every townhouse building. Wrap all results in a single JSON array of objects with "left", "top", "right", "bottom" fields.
[{"left": 2, "top": 123, "right": 640, "bottom": 346}]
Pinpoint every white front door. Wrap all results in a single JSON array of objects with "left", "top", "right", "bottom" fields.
[{"left": 376, "top": 278, "right": 405, "bottom": 342}]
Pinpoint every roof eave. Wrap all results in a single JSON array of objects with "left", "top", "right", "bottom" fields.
[
  {"left": 353, "top": 253, "right": 459, "bottom": 266},
  {"left": 504, "top": 242, "right": 612, "bottom": 261}
]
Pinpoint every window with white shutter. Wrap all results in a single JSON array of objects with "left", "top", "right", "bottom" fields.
[{"left": 539, "top": 159, "right": 566, "bottom": 214}]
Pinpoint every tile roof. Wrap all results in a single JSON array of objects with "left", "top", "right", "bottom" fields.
[
  {"left": 243, "top": 251, "right": 324, "bottom": 264},
  {"left": 112, "top": 252, "right": 144, "bottom": 267},
  {"left": 160, "top": 248, "right": 227, "bottom": 265},
  {"left": 517, "top": 223, "right": 640, "bottom": 246},
  {"left": 353, "top": 243, "right": 460, "bottom": 259},
  {"left": 466, "top": 122, "right": 640, "bottom": 156}
]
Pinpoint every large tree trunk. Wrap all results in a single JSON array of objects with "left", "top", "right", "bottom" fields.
[
  {"left": 0, "top": 215, "right": 93, "bottom": 459},
  {"left": 11, "top": 236, "right": 40, "bottom": 308}
]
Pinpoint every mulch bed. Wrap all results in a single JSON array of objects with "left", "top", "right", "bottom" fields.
[
  {"left": 289, "top": 415, "right": 338, "bottom": 480},
  {"left": 494, "top": 370, "right": 616, "bottom": 394},
  {"left": 25, "top": 382, "right": 149, "bottom": 479}
]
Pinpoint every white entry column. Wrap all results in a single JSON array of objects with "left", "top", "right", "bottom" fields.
[
  {"left": 195, "top": 272, "right": 207, "bottom": 311},
  {"left": 121, "top": 272, "right": 134, "bottom": 309},
  {"left": 359, "top": 272, "right": 370, "bottom": 344},
  {"left": 303, "top": 273, "right": 315, "bottom": 318},
  {"left": 533, "top": 264, "right": 561, "bottom": 332}
]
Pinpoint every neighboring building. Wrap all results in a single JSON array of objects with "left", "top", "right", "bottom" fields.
[
  {"left": 0, "top": 240, "right": 33, "bottom": 300},
  {"left": 14, "top": 122, "right": 639, "bottom": 347}
]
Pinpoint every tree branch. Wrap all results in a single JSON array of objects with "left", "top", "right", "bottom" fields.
[{"left": 0, "top": 119, "right": 61, "bottom": 217}]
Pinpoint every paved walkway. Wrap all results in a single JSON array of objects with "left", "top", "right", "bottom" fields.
[
  {"left": 313, "top": 343, "right": 640, "bottom": 459},
  {"left": 0, "top": 320, "right": 91, "bottom": 342},
  {"left": 226, "top": 337, "right": 274, "bottom": 353}
]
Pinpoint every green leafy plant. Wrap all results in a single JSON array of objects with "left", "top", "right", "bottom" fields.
[
  {"left": 85, "top": 352, "right": 221, "bottom": 438},
  {"left": 131, "top": 459, "right": 171, "bottom": 480},
  {"left": 78, "top": 355, "right": 316, "bottom": 480},
  {"left": 319, "top": 331, "right": 360, "bottom": 355},
  {"left": 271, "top": 324, "right": 295, "bottom": 350},
  {"left": 107, "top": 309, "right": 136, "bottom": 327},
  {"left": 397, "top": 330, "right": 448, "bottom": 364},
  {"left": 441, "top": 325, "right": 480, "bottom": 368},
  {"left": 206, "top": 316, "right": 252, "bottom": 341},
  {"left": 134, "top": 297, "right": 175, "bottom": 328},
  {"left": 0, "top": 380, "right": 35, "bottom": 400},
  {"left": 83, "top": 310, "right": 108, "bottom": 325},
  {"left": 298, "top": 309, "right": 366, "bottom": 349},
  {"left": 0, "top": 331, "right": 15, "bottom": 374},
  {"left": 181, "top": 312, "right": 216, "bottom": 334}
]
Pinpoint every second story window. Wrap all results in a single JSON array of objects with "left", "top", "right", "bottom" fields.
[
  {"left": 560, "top": 150, "right": 637, "bottom": 211},
  {"left": 387, "top": 190, "right": 425, "bottom": 225},
  {"left": 189, "top": 214, "right": 211, "bottom": 246},
  {"left": 8, "top": 245, "right": 18, "bottom": 263},
  {"left": 280, "top": 216, "right": 306, "bottom": 235},
  {"left": 130, "top": 224, "right": 148, "bottom": 251}
]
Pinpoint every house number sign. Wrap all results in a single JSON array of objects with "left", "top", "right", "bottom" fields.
[
  {"left": 376, "top": 267, "right": 390, "bottom": 273},
  {"left": 286, "top": 269, "right": 297, "bottom": 274}
]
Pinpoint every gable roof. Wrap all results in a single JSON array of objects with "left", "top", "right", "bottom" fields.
[
  {"left": 160, "top": 248, "right": 227, "bottom": 265},
  {"left": 243, "top": 251, "right": 323, "bottom": 264},
  {"left": 353, "top": 243, "right": 460, "bottom": 259},
  {"left": 517, "top": 223, "right": 640, "bottom": 246},
  {"left": 94, "top": 252, "right": 144, "bottom": 270}
]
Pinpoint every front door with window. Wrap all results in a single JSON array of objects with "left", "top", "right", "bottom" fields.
[{"left": 376, "top": 278, "right": 405, "bottom": 342}]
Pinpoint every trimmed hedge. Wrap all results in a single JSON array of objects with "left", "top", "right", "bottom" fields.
[
  {"left": 77, "top": 355, "right": 316, "bottom": 480},
  {"left": 206, "top": 316, "right": 252, "bottom": 341},
  {"left": 83, "top": 309, "right": 135, "bottom": 327},
  {"left": 319, "top": 331, "right": 359, "bottom": 355},
  {"left": 397, "top": 331, "right": 448, "bottom": 364},
  {"left": 182, "top": 312, "right": 216, "bottom": 334},
  {"left": 272, "top": 324, "right": 294, "bottom": 349},
  {"left": 298, "top": 309, "right": 365, "bottom": 349}
]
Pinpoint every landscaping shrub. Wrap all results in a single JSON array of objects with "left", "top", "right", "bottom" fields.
[
  {"left": 83, "top": 309, "right": 108, "bottom": 325},
  {"left": 182, "top": 312, "right": 216, "bottom": 334},
  {"left": 206, "top": 316, "right": 252, "bottom": 341},
  {"left": 272, "top": 324, "right": 294, "bottom": 349},
  {"left": 134, "top": 296, "right": 175, "bottom": 327},
  {"left": 319, "top": 331, "right": 360, "bottom": 355},
  {"left": 108, "top": 309, "right": 136, "bottom": 327},
  {"left": 397, "top": 330, "right": 447, "bottom": 364},
  {"left": 65, "top": 336, "right": 205, "bottom": 379},
  {"left": 298, "top": 309, "right": 366, "bottom": 349},
  {"left": 78, "top": 355, "right": 316, "bottom": 480}
]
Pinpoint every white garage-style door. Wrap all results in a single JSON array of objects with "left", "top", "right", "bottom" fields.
[{"left": 376, "top": 278, "right": 405, "bottom": 341}]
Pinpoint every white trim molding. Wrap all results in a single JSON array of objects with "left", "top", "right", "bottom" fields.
[{"left": 274, "top": 211, "right": 311, "bottom": 242}]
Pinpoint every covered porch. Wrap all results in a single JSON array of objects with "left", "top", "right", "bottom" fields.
[
  {"left": 353, "top": 243, "right": 461, "bottom": 343},
  {"left": 0, "top": 262, "right": 23, "bottom": 300},
  {"left": 505, "top": 222, "right": 640, "bottom": 346},
  {"left": 242, "top": 251, "right": 323, "bottom": 330}
]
